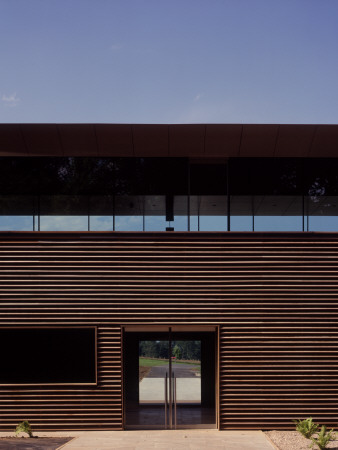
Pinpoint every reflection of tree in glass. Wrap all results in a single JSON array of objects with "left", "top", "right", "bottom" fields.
[
  {"left": 139, "top": 340, "right": 201, "bottom": 361},
  {"left": 172, "top": 345, "right": 182, "bottom": 360},
  {"left": 174, "top": 341, "right": 201, "bottom": 361},
  {"left": 308, "top": 179, "right": 326, "bottom": 198},
  {"left": 139, "top": 341, "right": 169, "bottom": 359}
]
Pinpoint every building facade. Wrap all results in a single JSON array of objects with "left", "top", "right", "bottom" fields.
[{"left": 1, "top": 123, "right": 338, "bottom": 431}]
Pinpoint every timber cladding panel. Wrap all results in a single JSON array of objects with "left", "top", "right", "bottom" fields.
[{"left": 0, "top": 231, "right": 338, "bottom": 430}]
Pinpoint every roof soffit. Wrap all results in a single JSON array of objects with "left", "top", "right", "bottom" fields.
[{"left": 0, "top": 123, "right": 338, "bottom": 157}]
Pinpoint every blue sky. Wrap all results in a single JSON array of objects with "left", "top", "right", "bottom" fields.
[{"left": 1, "top": 0, "right": 338, "bottom": 124}]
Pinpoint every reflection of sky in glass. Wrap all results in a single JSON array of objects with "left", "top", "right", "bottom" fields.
[
  {"left": 190, "top": 216, "right": 198, "bottom": 231},
  {"left": 115, "top": 215, "right": 143, "bottom": 231},
  {"left": 254, "top": 216, "right": 303, "bottom": 232},
  {"left": 145, "top": 215, "right": 166, "bottom": 231},
  {"left": 190, "top": 215, "right": 227, "bottom": 231},
  {"left": 0, "top": 216, "right": 33, "bottom": 231},
  {"left": 90, "top": 216, "right": 114, "bottom": 231},
  {"left": 168, "top": 215, "right": 188, "bottom": 231},
  {"left": 199, "top": 215, "right": 227, "bottom": 231},
  {"left": 230, "top": 216, "right": 252, "bottom": 232},
  {"left": 308, "top": 216, "right": 338, "bottom": 232},
  {"left": 3, "top": 213, "right": 338, "bottom": 232},
  {"left": 4, "top": 197, "right": 338, "bottom": 232},
  {"left": 40, "top": 216, "right": 88, "bottom": 231}
]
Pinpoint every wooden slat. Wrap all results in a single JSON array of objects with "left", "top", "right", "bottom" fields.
[
  {"left": 1, "top": 231, "right": 338, "bottom": 430},
  {"left": 0, "top": 325, "right": 122, "bottom": 430}
]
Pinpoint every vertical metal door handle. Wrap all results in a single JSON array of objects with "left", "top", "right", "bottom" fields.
[
  {"left": 174, "top": 374, "right": 177, "bottom": 429},
  {"left": 164, "top": 372, "right": 168, "bottom": 429}
]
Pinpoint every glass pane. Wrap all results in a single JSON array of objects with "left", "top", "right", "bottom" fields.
[
  {"left": 306, "top": 196, "right": 338, "bottom": 231},
  {"left": 139, "top": 340, "right": 169, "bottom": 404},
  {"left": 40, "top": 216, "right": 88, "bottom": 231},
  {"left": 39, "top": 157, "right": 115, "bottom": 195},
  {"left": 199, "top": 215, "right": 227, "bottom": 231},
  {"left": 40, "top": 195, "right": 88, "bottom": 215},
  {"left": 190, "top": 196, "right": 227, "bottom": 231},
  {"left": 190, "top": 215, "right": 199, "bottom": 231},
  {"left": 170, "top": 214, "right": 188, "bottom": 231},
  {"left": 0, "top": 216, "right": 33, "bottom": 231},
  {"left": 143, "top": 195, "right": 189, "bottom": 231},
  {"left": 172, "top": 340, "right": 201, "bottom": 404},
  {"left": 0, "top": 195, "right": 36, "bottom": 215},
  {"left": 144, "top": 195, "right": 166, "bottom": 231},
  {"left": 305, "top": 159, "right": 338, "bottom": 198},
  {"left": 0, "top": 158, "right": 38, "bottom": 194},
  {"left": 0, "top": 195, "right": 35, "bottom": 231},
  {"left": 114, "top": 195, "right": 143, "bottom": 231},
  {"left": 252, "top": 159, "right": 303, "bottom": 196},
  {"left": 89, "top": 195, "right": 114, "bottom": 231},
  {"left": 90, "top": 216, "right": 114, "bottom": 231},
  {"left": 39, "top": 195, "right": 88, "bottom": 231},
  {"left": 254, "top": 196, "right": 303, "bottom": 231},
  {"left": 169, "top": 196, "right": 188, "bottom": 231},
  {"left": 115, "top": 216, "right": 143, "bottom": 231},
  {"left": 190, "top": 162, "right": 227, "bottom": 232},
  {"left": 190, "top": 163, "right": 227, "bottom": 196},
  {"left": 229, "top": 196, "right": 253, "bottom": 231},
  {"left": 144, "top": 215, "right": 166, "bottom": 231},
  {"left": 305, "top": 160, "right": 338, "bottom": 231},
  {"left": 230, "top": 160, "right": 252, "bottom": 228},
  {"left": 230, "top": 216, "right": 253, "bottom": 231}
]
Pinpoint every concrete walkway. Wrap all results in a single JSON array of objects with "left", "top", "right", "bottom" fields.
[
  {"left": 140, "top": 377, "right": 201, "bottom": 402},
  {"left": 146, "top": 364, "right": 200, "bottom": 378},
  {"left": 0, "top": 430, "right": 274, "bottom": 450}
]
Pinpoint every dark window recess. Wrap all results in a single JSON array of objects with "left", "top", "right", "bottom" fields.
[
  {"left": 229, "top": 158, "right": 303, "bottom": 196},
  {"left": 304, "top": 158, "right": 338, "bottom": 196},
  {"left": 190, "top": 162, "right": 227, "bottom": 195},
  {"left": 0, "top": 158, "right": 39, "bottom": 195},
  {"left": 0, "top": 328, "right": 96, "bottom": 384}
]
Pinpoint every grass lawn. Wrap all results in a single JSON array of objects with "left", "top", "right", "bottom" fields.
[
  {"left": 139, "top": 357, "right": 201, "bottom": 371},
  {"left": 139, "top": 357, "right": 169, "bottom": 367}
]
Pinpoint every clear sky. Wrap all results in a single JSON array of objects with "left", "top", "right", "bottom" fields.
[{"left": 1, "top": 0, "right": 338, "bottom": 124}]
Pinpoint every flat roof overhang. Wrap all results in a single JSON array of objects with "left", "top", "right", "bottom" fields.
[{"left": 0, "top": 123, "right": 338, "bottom": 157}]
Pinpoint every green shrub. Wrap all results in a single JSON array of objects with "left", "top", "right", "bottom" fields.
[
  {"left": 15, "top": 420, "right": 33, "bottom": 438},
  {"left": 293, "top": 417, "right": 319, "bottom": 439},
  {"left": 310, "top": 425, "right": 336, "bottom": 450}
]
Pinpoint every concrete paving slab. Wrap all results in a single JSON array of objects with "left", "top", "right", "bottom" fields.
[
  {"left": 0, "top": 430, "right": 274, "bottom": 450},
  {"left": 140, "top": 377, "right": 201, "bottom": 402}
]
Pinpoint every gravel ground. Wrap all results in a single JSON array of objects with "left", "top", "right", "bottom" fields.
[
  {"left": 0, "top": 437, "right": 73, "bottom": 449},
  {"left": 265, "top": 430, "right": 338, "bottom": 450}
]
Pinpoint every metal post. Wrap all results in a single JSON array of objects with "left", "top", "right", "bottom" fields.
[
  {"left": 168, "top": 327, "right": 172, "bottom": 429},
  {"left": 174, "top": 373, "right": 177, "bottom": 429},
  {"left": 164, "top": 372, "right": 168, "bottom": 429}
]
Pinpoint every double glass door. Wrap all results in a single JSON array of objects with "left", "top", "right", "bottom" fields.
[{"left": 124, "top": 329, "right": 216, "bottom": 430}]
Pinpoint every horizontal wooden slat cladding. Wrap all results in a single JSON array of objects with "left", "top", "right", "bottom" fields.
[
  {"left": 0, "top": 325, "right": 122, "bottom": 431},
  {"left": 219, "top": 324, "right": 338, "bottom": 429},
  {"left": 1, "top": 231, "right": 338, "bottom": 430}
]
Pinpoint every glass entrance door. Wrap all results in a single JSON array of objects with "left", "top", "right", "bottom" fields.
[{"left": 124, "top": 328, "right": 216, "bottom": 429}]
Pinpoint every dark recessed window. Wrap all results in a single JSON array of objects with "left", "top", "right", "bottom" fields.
[{"left": 0, "top": 328, "right": 96, "bottom": 384}]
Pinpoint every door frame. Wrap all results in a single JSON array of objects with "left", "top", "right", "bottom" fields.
[{"left": 121, "top": 324, "right": 219, "bottom": 430}]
